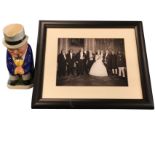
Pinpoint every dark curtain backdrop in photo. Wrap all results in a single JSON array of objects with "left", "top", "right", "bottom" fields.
[{"left": 58, "top": 38, "right": 124, "bottom": 54}]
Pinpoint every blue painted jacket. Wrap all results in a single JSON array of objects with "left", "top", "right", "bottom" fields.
[{"left": 7, "top": 44, "right": 34, "bottom": 75}]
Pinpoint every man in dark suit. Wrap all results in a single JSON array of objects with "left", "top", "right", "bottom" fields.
[
  {"left": 84, "top": 50, "right": 89, "bottom": 74},
  {"left": 66, "top": 49, "right": 75, "bottom": 76},
  {"left": 75, "top": 48, "right": 86, "bottom": 75},
  {"left": 86, "top": 50, "right": 95, "bottom": 73},
  {"left": 57, "top": 49, "right": 67, "bottom": 77},
  {"left": 103, "top": 50, "right": 112, "bottom": 76},
  {"left": 111, "top": 50, "right": 118, "bottom": 75},
  {"left": 117, "top": 51, "right": 126, "bottom": 78}
]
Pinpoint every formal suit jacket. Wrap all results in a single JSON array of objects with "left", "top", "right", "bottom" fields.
[
  {"left": 87, "top": 53, "right": 95, "bottom": 62},
  {"left": 7, "top": 44, "right": 34, "bottom": 75},
  {"left": 66, "top": 52, "right": 75, "bottom": 65},
  {"left": 111, "top": 54, "right": 117, "bottom": 68},
  {"left": 58, "top": 53, "right": 67, "bottom": 65},
  {"left": 76, "top": 52, "right": 86, "bottom": 62},
  {"left": 103, "top": 53, "right": 112, "bottom": 69},
  {"left": 117, "top": 53, "right": 126, "bottom": 67}
]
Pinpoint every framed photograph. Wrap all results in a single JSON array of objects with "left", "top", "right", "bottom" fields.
[{"left": 32, "top": 21, "right": 154, "bottom": 109}]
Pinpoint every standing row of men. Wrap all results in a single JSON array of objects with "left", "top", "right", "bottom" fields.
[{"left": 57, "top": 48, "right": 127, "bottom": 78}]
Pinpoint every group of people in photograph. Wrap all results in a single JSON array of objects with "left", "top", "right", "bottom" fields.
[{"left": 57, "top": 48, "right": 127, "bottom": 78}]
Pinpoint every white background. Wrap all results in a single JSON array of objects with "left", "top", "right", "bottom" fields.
[{"left": 0, "top": 0, "right": 154, "bottom": 155}]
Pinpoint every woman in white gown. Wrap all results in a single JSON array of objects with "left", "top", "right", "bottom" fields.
[{"left": 89, "top": 50, "right": 108, "bottom": 77}]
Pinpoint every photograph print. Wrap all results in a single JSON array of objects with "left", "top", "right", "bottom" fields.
[{"left": 56, "top": 38, "right": 128, "bottom": 86}]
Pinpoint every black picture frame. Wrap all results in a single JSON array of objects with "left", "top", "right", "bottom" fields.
[{"left": 32, "top": 20, "right": 154, "bottom": 109}]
